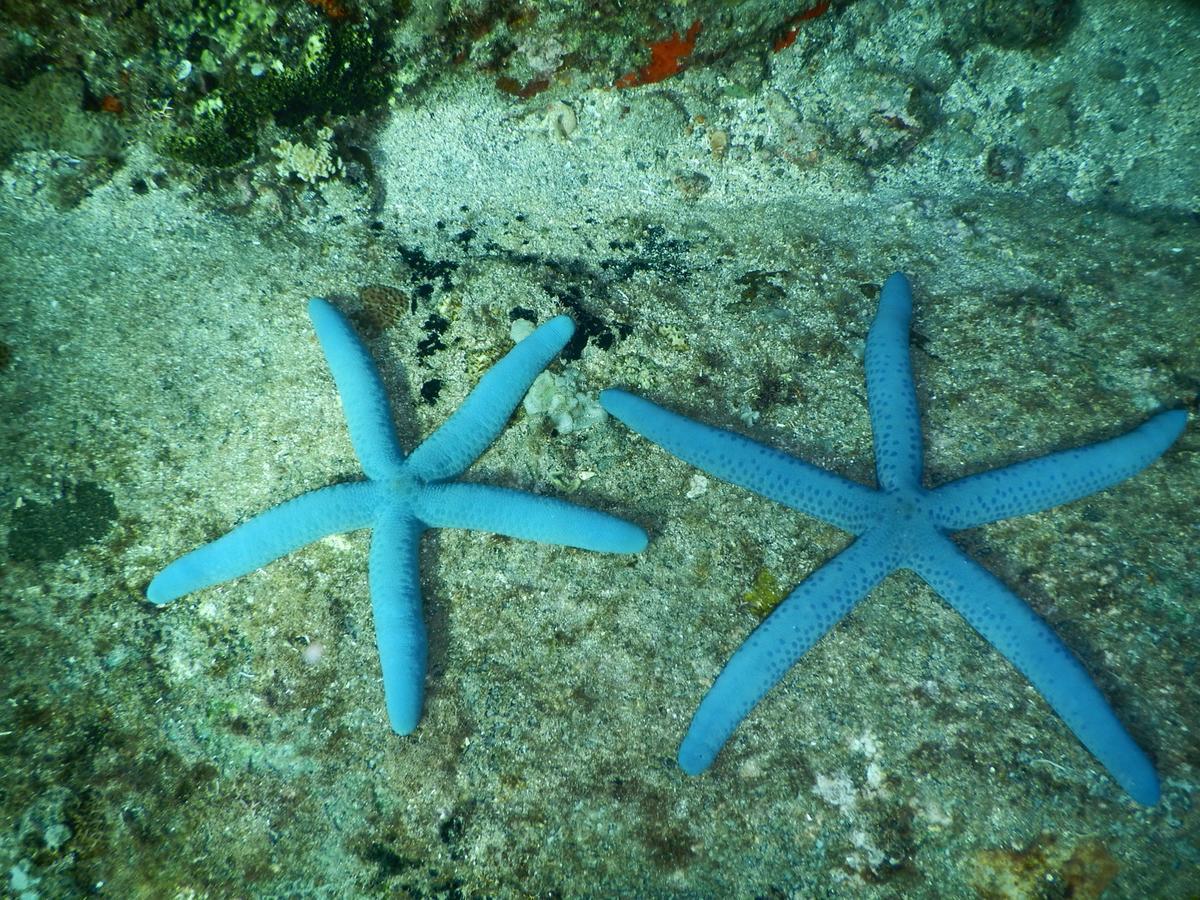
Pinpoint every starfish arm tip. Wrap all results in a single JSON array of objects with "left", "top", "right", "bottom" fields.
[
  {"left": 677, "top": 739, "right": 715, "bottom": 777},
  {"left": 882, "top": 270, "right": 911, "bottom": 297},
  {"left": 543, "top": 314, "right": 575, "bottom": 342},
  {"left": 588, "top": 520, "right": 649, "bottom": 554},
  {"left": 145, "top": 554, "right": 215, "bottom": 605},
  {"left": 386, "top": 704, "right": 422, "bottom": 736},
  {"left": 1157, "top": 407, "right": 1189, "bottom": 437},
  {"left": 380, "top": 671, "right": 425, "bottom": 736},
  {"left": 621, "top": 526, "right": 650, "bottom": 554},
  {"left": 145, "top": 571, "right": 182, "bottom": 605},
  {"left": 541, "top": 511, "right": 648, "bottom": 554},
  {"left": 599, "top": 388, "right": 641, "bottom": 419},
  {"left": 1127, "top": 767, "right": 1161, "bottom": 806},
  {"left": 417, "top": 483, "right": 647, "bottom": 553}
]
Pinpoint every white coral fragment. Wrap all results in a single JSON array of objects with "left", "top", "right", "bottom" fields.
[
  {"left": 523, "top": 370, "right": 605, "bottom": 434},
  {"left": 813, "top": 771, "right": 858, "bottom": 813},
  {"left": 685, "top": 474, "right": 709, "bottom": 499},
  {"left": 272, "top": 127, "right": 343, "bottom": 184}
]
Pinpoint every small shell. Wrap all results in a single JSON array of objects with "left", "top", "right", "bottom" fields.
[
  {"left": 546, "top": 101, "right": 577, "bottom": 141},
  {"left": 708, "top": 128, "right": 729, "bottom": 159}
]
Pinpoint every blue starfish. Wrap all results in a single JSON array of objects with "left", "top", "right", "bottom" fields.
[
  {"left": 601, "top": 273, "right": 1185, "bottom": 805},
  {"left": 148, "top": 301, "right": 647, "bottom": 734}
]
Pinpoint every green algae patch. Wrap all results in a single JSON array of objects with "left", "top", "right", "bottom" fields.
[
  {"left": 163, "top": 22, "right": 393, "bottom": 167},
  {"left": 742, "top": 566, "right": 785, "bottom": 618}
]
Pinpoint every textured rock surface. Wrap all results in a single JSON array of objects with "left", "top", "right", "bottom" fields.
[{"left": 1, "top": 0, "right": 1197, "bottom": 895}]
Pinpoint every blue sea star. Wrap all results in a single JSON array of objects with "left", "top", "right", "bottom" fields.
[
  {"left": 601, "top": 272, "right": 1185, "bottom": 805},
  {"left": 148, "top": 301, "right": 647, "bottom": 734}
]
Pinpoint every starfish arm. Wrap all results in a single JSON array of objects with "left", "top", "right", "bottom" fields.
[
  {"left": 407, "top": 316, "right": 575, "bottom": 482},
  {"left": 368, "top": 505, "right": 428, "bottom": 735},
  {"left": 308, "top": 299, "right": 407, "bottom": 479},
  {"left": 416, "top": 483, "right": 648, "bottom": 553},
  {"left": 147, "top": 481, "right": 382, "bottom": 604},
  {"left": 929, "top": 409, "right": 1188, "bottom": 531},
  {"left": 678, "top": 529, "right": 900, "bottom": 775},
  {"left": 600, "top": 389, "right": 880, "bottom": 534},
  {"left": 866, "top": 272, "right": 924, "bottom": 491},
  {"left": 910, "top": 534, "right": 1160, "bottom": 805}
]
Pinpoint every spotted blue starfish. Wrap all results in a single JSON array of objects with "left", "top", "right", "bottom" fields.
[
  {"left": 149, "top": 301, "right": 647, "bottom": 734},
  {"left": 601, "top": 273, "right": 1185, "bottom": 805}
]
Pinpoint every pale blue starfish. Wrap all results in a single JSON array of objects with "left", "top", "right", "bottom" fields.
[
  {"left": 601, "top": 272, "right": 1185, "bottom": 805},
  {"left": 149, "top": 301, "right": 647, "bottom": 734}
]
